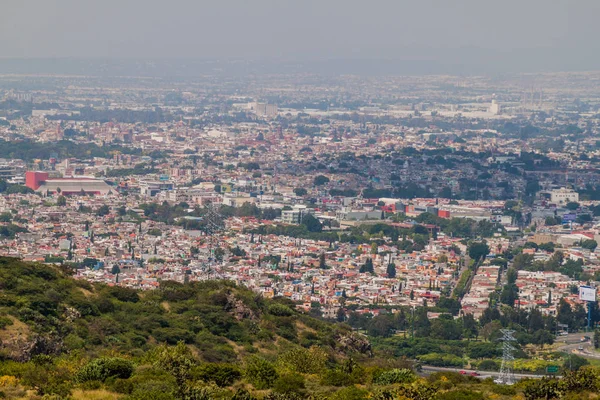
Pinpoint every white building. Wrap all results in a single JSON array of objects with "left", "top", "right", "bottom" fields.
[
  {"left": 282, "top": 205, "right": 311, "bottom": 224},
  {"left": 490, "top": 100, "right": 501, "bottom": 115},
  {"left": 550, "top": 188, "right": 579, "bottom": 205}
]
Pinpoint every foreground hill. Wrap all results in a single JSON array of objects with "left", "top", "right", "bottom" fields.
[
  {"left": 0, "top": 257, "right": 370, "bottom": 362},
  {"left": 0, "top": 257, "right": 599, "bottom": 399}
]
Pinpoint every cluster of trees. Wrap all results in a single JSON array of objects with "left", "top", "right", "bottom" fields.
[
  {"left": 0, "top": 223, "right": 27, "bottom": 238},
  {"left": 0, "top": 179, "right": 34, "bottom": 195},
  {"left": 219, "top": 202, "right": 281, "bottom": 221},
  {"left": 350, "top": 300, "right": 587, "bottom": 371},
  {"left": 415, "top": 212, "right": 503, "bottom": 239},
  {"left": 511, "top": 249, "right": 590, "bottom": 280}
]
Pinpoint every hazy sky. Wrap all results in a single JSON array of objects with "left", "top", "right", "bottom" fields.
[{"left": 2, "top": 0, "right": 599, "bottom": 72}]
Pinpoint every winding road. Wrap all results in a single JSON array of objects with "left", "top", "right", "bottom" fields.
[{"left": 556, "top": 333, "right": 600, "bottom": 359}]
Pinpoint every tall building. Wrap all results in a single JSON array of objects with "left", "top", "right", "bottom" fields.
[
  {"left": 490, "top": 100, "right": 501, "bottom": 115},
  {"left": 252, "top": 101, "right": 278, "bottom": 118}
]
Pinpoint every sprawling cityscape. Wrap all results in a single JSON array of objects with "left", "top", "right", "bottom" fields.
[{"left": 2, "top": 1, "right": 600, "bottom": 399}]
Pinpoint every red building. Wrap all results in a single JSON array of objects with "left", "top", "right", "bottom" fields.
[{"left": 25, "top": 171, "right": 49, "bottom": 190}]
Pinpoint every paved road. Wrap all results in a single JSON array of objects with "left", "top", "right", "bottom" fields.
[
  {"left": 421, "top": 365, "right": 555, "bottom": 381},
  {"left": 556, "top": 333, "right": 600, "bottom": 359}
]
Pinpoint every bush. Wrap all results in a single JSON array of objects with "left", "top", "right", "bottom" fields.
[
  {"left": 245, "top": 357, "right": 278, "bottom": 389},
  {"left": 330, "top": 386, "right": 370, "bottom": 400},
  {"left": 417, "top": 353, "right": 464, "bottom": 367},
  {"left": 477, "top": 360, "right": 498, "bottom": 371},
  {"left": 277, "top": 346, "right": 327, "bottom": 374},
  {"left": 374, "top": 368, "right": 416, "bottom": 385},
  {"left": 268, "top": 303, "right": 294, "bottom": 317},
  {"left": 75, "top": 357, "right": 134, "bottom": 383},
  {"left": 191, "top": 363, "right": 241, "bottom": 387},
  {"left": 435, "top": 389, "right": 484, "bottom": 400},
  {"left": 272, "top": 372, "right": 305, "bottom": 395},
  {"left": 0, "top": 317, "right": 13, "bottom": 330},
  {"left": 111, "top": 378, "right": 135, "bottom": 394}
]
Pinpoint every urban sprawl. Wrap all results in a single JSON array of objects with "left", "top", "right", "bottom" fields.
[{"left": 1, "top": 71, "right": 600, "bottom": 329}]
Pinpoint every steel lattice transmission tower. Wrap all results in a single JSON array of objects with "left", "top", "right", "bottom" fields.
[
  {"left": 496, "top": 329, "right": 517, "bottom": 385},
  {"left": 204, "top": 202, "right": 225, "bottom": 236},
  {"left": 202, "top": 202, "right": 225, "bottom": 271}
]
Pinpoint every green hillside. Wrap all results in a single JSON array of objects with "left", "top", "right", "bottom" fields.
[{"left": 0, "top": 256, "right": 598, "bottom": 399}]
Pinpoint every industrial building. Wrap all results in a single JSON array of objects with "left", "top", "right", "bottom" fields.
[{"left": 25, "top": 171, "right": 113, "bottom": 195}]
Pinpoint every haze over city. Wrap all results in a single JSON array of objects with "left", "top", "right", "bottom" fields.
[
  {"left": 2, "top": 0, "right": 600, "bottom": 74},
  {"left": 1, "top": 1, "right": 600, "bottom": 399}
]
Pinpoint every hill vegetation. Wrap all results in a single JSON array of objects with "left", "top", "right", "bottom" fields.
[{"left": 0, "top": 257, "right": 599, "bottom": 399}]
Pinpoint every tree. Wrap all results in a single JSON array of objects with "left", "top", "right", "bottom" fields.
[
  {"left": 56, "top": 195, "right": 67, "bottom": 206},
  {"left": 386, "top": 263, "right": 396, "bottom": 278},
  {"left": 370, "top": 242, "right": 378, "bottom": 255},
  {"left": 539, "top": 242, "right": 555, "bottom": 252},
  {"left": 96, "top": 205, "right": 110, "bottom": 217},
  {"left": 532, "top": 329, "right": 554, "bottom": 349},
  {"left": 319, "top": 253, "right": 327, "bottom": 269},
  {"left": 581, "top": 239, "right": 598, "bottom": 251},
  {"left": 359, "top": 258, "right": 374, "bottom": 274},
  {"left": 413, "top": 307, "right": 431, "bottom": 337},
  {"left": 293, "top": 188, "right": 307, "bottom": 197},
  {"left": 566, "top": 202, "right": 580, "bottom": 211},
  {"left": 111, "top": 264, "right": 120, "bottom": 275},
  {"left": 480, "top": 321, "right": 502, "bottom": 341},
  {"left": 468, "top": 241, "right": 490, "bottom": 262},
  {"left": 244, "top": 357, "right": 278, "bottom": 390},
  {"left": 214, "top": 247, "right": 225, "bottom": 262},
  {"left": 557, "top": 298, "right": 573, "bottom": 327},
  {"left": 430, "top": 315, "right": 462, "bottom": 340},
  {"left": 523, "top": 378, "right": 562, "bottom": 400},
  {"left": 500, "top": 283, "right": 518, "bottom": 307},
  {"left": 301, "top": 214, "right": 322, "bottom": 233},
  {"left": 313, "top": 175, "right": 330, "bottom": 186},
  {"left": 153, "top": 342, "right": 196, "bottom": 398},
  {"left": 564, "top": 354, "right": 589, "bottom": 371},
  {"left": 336, "top": 307, "right": 346, "bottom": 322}
]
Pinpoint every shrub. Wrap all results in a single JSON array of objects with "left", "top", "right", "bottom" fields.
[
  {"left": 435, "top": 389, "right": 484, "bottom": 400},
  {"left": 0, "top": 376, "right": 18, "bottom": 387},
  {"left": 75, "top": 357, "right": 134, "bottom": 383},
  {"left": 374, "top": 368, "right": 416, "bottom": 385},
  {"left": 277, "top": 346, "right": 327, "bottom": 374},
  {"left": 330, "top": 386, "right": 369, "bottom": 400},
  {"left": 111, "top": 378, "right": 134, "bottom": 394},
  {"left": 477, "top": 360, "right": 498, "bottom": 371},
  {"left": 417, "top": 353, "right": 464, "bottom": 367},
  {"left": 191, "top": 363, "right": 241, "bottom": 387},
  {"left": 268, "top": 303, "right": 294, "bottom": 317},
  {"left": 0, "top": 317, "right": 13, "bottom": 330},
  {"left": 272, "top": 372, "right": 305, "bottom": 395},
  {"left": 244, "top": 357, "right": 278, "bottom": 390}
]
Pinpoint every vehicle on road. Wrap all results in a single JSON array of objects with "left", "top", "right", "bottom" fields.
[
  {"left": 578, "top": 346, "right": 584, "bottom": 351},
  {"left": 459, "top": 370, "right": 467, "bottom": 375},
  {"left": 470, "top": 371, "right": 480, "bottom": 376}
]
